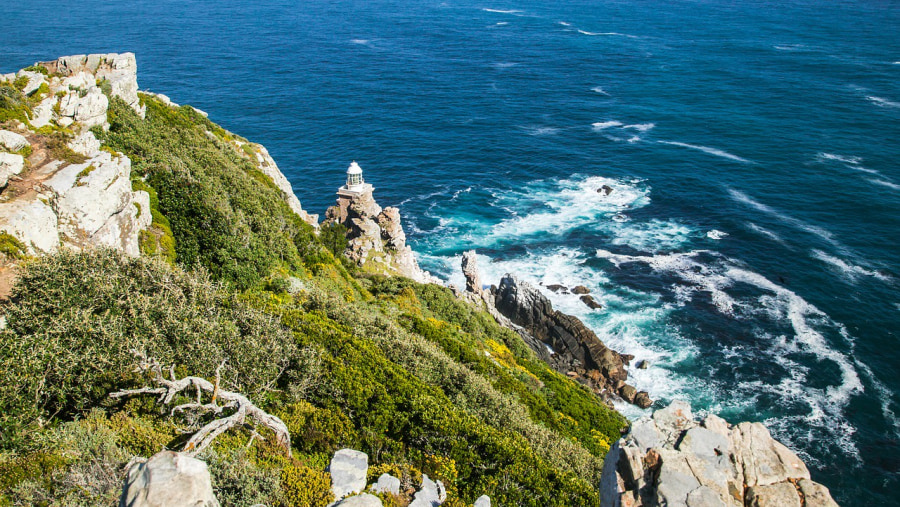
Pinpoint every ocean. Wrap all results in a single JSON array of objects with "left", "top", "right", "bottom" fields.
[{"left": 2, "top": 0, "right": 898, "bottom": 504}]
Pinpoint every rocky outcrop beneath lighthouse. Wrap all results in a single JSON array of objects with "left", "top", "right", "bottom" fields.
[
  {"left": 601, "top": 401, "right": 839, "bottom": 507},
  {"left": 324, "top": 187, "right": 436, "bottom": 284}
]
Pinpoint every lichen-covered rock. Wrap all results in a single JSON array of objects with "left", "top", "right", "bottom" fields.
[
  {"left": 41, "top": 52, "right": 144, "bottom": 116},
  {"left": 0, "top": 130, "right": 28, "bottom": 152},
  {"left": 68, "top": 131, "right": 102, "bottom": 157},
  {"left": 600, "top": 401, "right": 839, "bottom": 507},
  {"left": 0, "top": 199, "right": 59, "bottom": 254},
  {"left": 119, "top": 451, "right": 220, "bottom": 507},
  {"left": 0, "top": 153, "right": 24, "bottom": 188},
  {"left": 474, "top": 495, "right": 491, "bottom": 507},
  {"left": 329, "top": 448, "right": 369, "bottom": 500},
  {"left": 370, "top": 473, "right": 401, "bottom": 496},
  {"left": 16, "top": 70, "right": 45, "bottom": 95}
]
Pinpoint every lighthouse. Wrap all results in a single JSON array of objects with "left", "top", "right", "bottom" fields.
[
  {"left": 338, "top": 161, "right": 373, "bottom": 196},
  {"left": 332, "top": 161, "right": 376, "bottom": 223}
]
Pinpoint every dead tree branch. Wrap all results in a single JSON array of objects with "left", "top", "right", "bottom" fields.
[{"left": 110, "top": 351, "right": 291, "bottom": 457}]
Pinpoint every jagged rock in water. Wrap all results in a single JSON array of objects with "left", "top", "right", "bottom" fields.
[
  {"left": 493, "top": 274, "right": 645, "bottom": 405},
  {"left": 600, "top": 401, "right": 839, "bottom": 507},
  {"left": 572, "top": 285, "right": 591, "bottom": 294},
  {"left": 545, "top": 283, "right": 568, "bottom": 293},
  {"left": 330, "top": 448, "right": 369, "bottom": 500},
  {"left": 119, "top": 451, "right": 220, "bottom": 507},
  {"left": 580, "top": 294, "right": 603, "bottom": 309}
]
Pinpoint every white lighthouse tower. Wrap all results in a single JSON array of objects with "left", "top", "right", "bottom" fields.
[{"left": 338, "top": 161, "right": 372, "bottom": 196}]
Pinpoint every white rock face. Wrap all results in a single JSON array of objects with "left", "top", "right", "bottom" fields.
[
  {"left": 0, "top": 200, "right": 59, "bottom": 254},
  {"left": 120, "top": 451, "right": 220, "bottom": 507},
  {"left": 474, "top": 495, "right": 491, "bottom": 507},
  {"left": 0, "top": 153, "right": 25, "bottom": 188},
  {"left": 68, "top": 130, "right": 102, "bottom": 157},
  {"left": 30, "top": 96, "right": 56, "bottom": 129},
  {"left": 251, "top": 144, "right": 318, "bottom": 226},
  {"left": 0, "top": 130, "right": 28, "bottom": 152},
  {"left": 370, "top": 473, "right": 401, "bottom": 496},
  {"left": 58, "top": 87, "right": 109, "bottom": 129},
  {"left": 16, "top": 70, "right": 45, "bottom": 95},
  {"left": 330, "top": 448, "right": 369, "bottom": 500},
  {"left": 600, "top": 401, "right": 839, "bottom": 507},
  {"left": 43, "top": 52, "right": 144, "bottom": 117}
]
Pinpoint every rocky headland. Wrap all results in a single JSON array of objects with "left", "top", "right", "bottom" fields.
[{"left": 0, "top": 54, "right": 838, "bottom": 506}]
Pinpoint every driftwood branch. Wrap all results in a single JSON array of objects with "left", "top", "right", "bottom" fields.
[{"left": 110, "top": 352, "right": 291, "bottom": 457}]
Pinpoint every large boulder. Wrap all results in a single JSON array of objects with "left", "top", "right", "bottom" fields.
[
  {"left": 119, "top": 451, "right": 219, "bottom": 507},
  {"left": 330, "top": 448, "right": 369, "bottom": 500},
  {"left": 333, "top": 494, "right": 384, "bottom": 507},
  {"left": 600, "top": 401, "right": 839, "bottom": 507},
  {"left": 461, "top": 250, "right": 482, "bottom": 294},
  {"left": 0, "top": 153, "right": 24, "bottom": 188},
  {"left": 0, "top": 130, "right": 28, "bottom": 152}
]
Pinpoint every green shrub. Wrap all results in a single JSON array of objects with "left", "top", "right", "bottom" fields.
[
  {"left": 98, "top": 95, "right": 320, "bottom": 290},
  {"left": 280, "top": 463, "right": 333, "bottom": 507},
  {"left": 0, "top": 233, "right": 26, "bottom": 260},
  {"left": 0, "top": 250, "right": 298, "bottom": 447}
]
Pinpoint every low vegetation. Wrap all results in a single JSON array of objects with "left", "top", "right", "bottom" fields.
[{"left": 0, "top": 87, "right": 626, "bottom": 506}]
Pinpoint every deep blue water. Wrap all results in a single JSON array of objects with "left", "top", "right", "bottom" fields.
[{"left": 3, "top": 0, "right": 899, "bottom": 504}]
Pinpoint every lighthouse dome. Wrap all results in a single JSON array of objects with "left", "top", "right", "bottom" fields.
[{"left": 347, "top": 161, "right": 363, "bottom": 175}]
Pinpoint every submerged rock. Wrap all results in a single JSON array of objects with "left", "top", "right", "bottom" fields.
[{"left": 580, "top": 294, "right": 603, "bottom": 309}]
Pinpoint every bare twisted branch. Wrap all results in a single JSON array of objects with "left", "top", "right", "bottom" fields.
[{"left": 110, "top": 351, "right": 291, "bottom": 457}]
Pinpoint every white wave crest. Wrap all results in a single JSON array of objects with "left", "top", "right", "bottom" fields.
[
  {"left": 492, "top": 62, "right": 518, "bottom": 69},
  {"left": 811, "top": 250, "right": 891, "bottom": 282},
  {"left": 867, "top": 95, "right": 900, "bottom": 108},
  {"left": 592, "top": 120, "right": 623, "bottom": 130},
  {"left": 728, "top": 189, "right": 840, "bottom": 247},
  {"left": 624, "top": 123, "right": 655, "bottom": 132},
  {"left": 591, "top": 86, "right": 610, "bottom": 95},
  {"left": 577, "top": 29, "right": 638, "bottom": 38},
  {"left": 707, "top": 230, "right": 728, "bottom": 240},
  {"left": 520, "top": 125, "right": 561, "bottom": 136},
  {"left": 658, "top": 141, "right": 752, "bottom": 163},
  {"left": 817, "top": 152, "right": 862, "bottom": 165},
  {"left": 558, "top": 21, "right": 572, "bottom": 26},
  {"left": 350, "top": 39, "right": 371, "bottom": 45},
  {"left": 746, "top": 222, "right": 789, "bottom": 246},
  {"left": 868, "top": 178, "right": 900, "bottom": 190},
  {"left": 482, "top": 8, "right": 522, "bottom": 14}
]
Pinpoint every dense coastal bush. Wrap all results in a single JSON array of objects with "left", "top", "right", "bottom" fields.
[{"left": 0, "top": 94, "right": 627, "bottom": 505}]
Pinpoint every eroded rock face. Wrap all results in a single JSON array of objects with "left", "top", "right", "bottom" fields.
[
  {"left": 41, "top": 52, "right": 145, "bottom": 117},
  {"left": 324, "top": 187, "right": 437, "bottom": 284},
  {"left": 120, "top": 451, "right": 220, "bottom": 507},
  {"left": 492, "top": 274, "right": 648, "bottom": 406},
  {"left": 250, "top": 143, "right": 318, "bottom": 226},
  {"left": 600, "top": 401, "right": 839, "bottom": 507}
]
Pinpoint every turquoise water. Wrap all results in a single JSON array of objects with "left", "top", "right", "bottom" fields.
[{"left": 2, "top": 0, "right": 899, "bottom": 503}]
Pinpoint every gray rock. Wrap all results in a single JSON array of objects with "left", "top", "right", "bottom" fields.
[
  {"left": 629, "top": 417, "right": 661, "bottom": 450},
  {"left": 30, "top": 96, "right": 56, "bottom": 129},
  {"left": 652, "top": 399, "right": 693, "bottom": 443},
  {"left": 16, "top": 70, "right": 45, "bottom": 95},
  {"left": 656, "top": 449, "right": 701, "bottom": 505},
  {"left": 329, "top": 449, "right": 369, "bottom": 500},
  {"left": 408, "top": 474, "right": 446, "bottom": 507},
  {"left": 572, "top": 285, "right": 591, "bottom": 294},
  {"left": 251, "top": 144, "right": 317, "bottom": 225},
  {"left": 0, "top": 199, "right": 59, "bottom": 254},
  {"left": 0, "top": 130, "right": 28, "bottom": 152},
  {"left": 119, "top": 450, "right": 219, "bottom": 507},
  {"left": 474, "top": 495, "right": 491, "bottom": 507},
  {"left": 686, "top": 485, "right": 728, "bottom": 507},
  {"left": 0, "top": 153, "right": 25, "bottom": 188},
  {"left": 462, "top": 250, "right": 482, "bottom": 294},
  {"left": 797, "top": 479, "right": 840, "bottom": 507},
  {"left": 68, "top": 131, "right": 101, "bottom": 157},
  {"left": 370, "top": 473, "right": 401, "bottom": 496},
  {"left": 745, "top": 482, "right": 800, "bottom": 507},
  {"left": 730, "top": 422, "right": 809, "bottom": 487},
  {"left": 678, "top": 427, "right": 731, "bottom": 460},
  {"left": 333, "top": 494, "right": 383, "bottom": 507}
]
